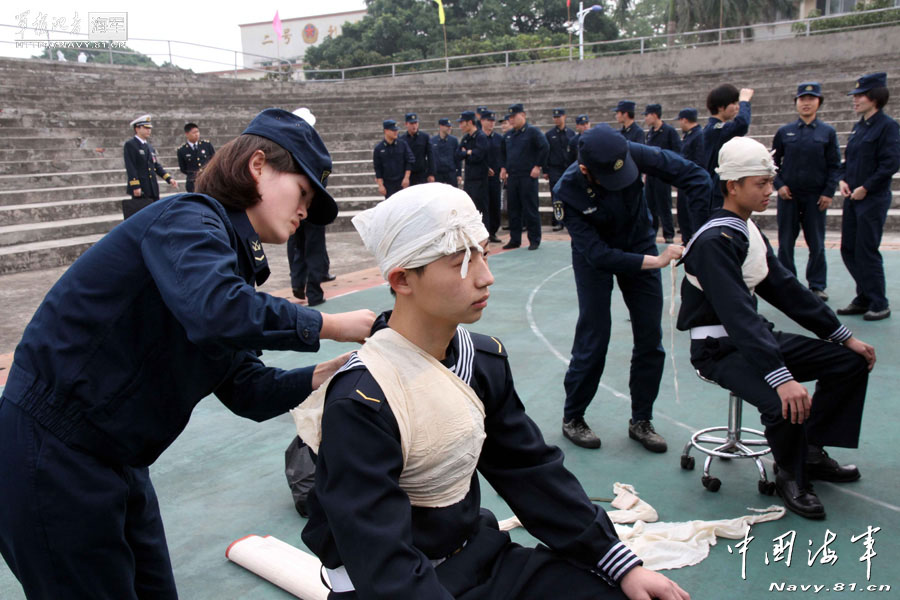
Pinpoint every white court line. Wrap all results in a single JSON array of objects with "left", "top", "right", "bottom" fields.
[{"left": 525, "top": 262, "right": 900, "bottom": 514}]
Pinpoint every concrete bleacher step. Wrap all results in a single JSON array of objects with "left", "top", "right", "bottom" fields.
[
  {"left": 0, "top": 214, "right": 120, "bottom": 246},
  {"left": 0, "top": 233, "right": 106, "bottom": 275}
]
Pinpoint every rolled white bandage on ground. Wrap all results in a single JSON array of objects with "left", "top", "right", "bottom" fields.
[{"left": 225, "top": 534, "right": 329, "bottom": 600}]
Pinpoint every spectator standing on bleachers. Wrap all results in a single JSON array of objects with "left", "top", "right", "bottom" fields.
[
  {"left": 482, "top": 110, "right": 504, "bottom": 243},
  {"left": 500, "top": 103, "right": 549, "bottom": 250},
  {"left": 614, "top": 101, "right": 644, "bottom": 144},
  {"left": 703, "top": 85, "right": 753, "bottom": 210},
  {"left": 544, "top": 107, "right": 576, "bottom": 232},
  {"left": 456, "top": 111, "right": 490, "bottom": 227},
  {"left": 123, "top": 114, "right": 177, "bottom": 219},
  {"left": 837, "top": 72, "right": 900, "bottom": 322},
  {"left": 401, "top": 113, "right": 435, "bottom": 186},
  {"left": 568, "top": 114, "right": 591, "bottom": 164},
  {"left": 430, "top": 118, "right": 460, "bottom": 186},
  {"left": 177, "top": 122, "right": 216, "bottom": 193},
  {"left": 677, "top": 108, "right": 705, "bottom": 242},
  {"left": 643, "top": 104, "right": 682, "bottom": 243},
  {"left": 374, "top": 119, "right": 414, "bottom": 199},
  {"left": 771, "top": 82, "right": 840, "bottom": 302}
]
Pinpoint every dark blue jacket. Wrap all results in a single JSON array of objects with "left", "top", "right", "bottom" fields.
[
  {"left": 401, "top": 130, "right": 436, "bottom": 177},
  {"left": 839, "top": 110, "right": 900, "bottom": 196},
  {"left": 485, "top": 130, "right": 503, "bottom": 175},
  {"left": 176, "top": 139, "right": 216, "bottom": 179},
  {"left": 703, "top": 101, "right": 751, "bottom": 176},
  {"left": 302, "top": 313, "right": 641, "bottom": 598},
  {"left": 545, "top": 126, "right": 576, "bottom": 172},
  {"left": 680, "top": 125, "right": 705, "bottom": 167},
  {"left": 772, "top": 118, "right": 841, "bottom": 197},
  {"left": 2, "top": 194, "right": 323, "bottom": 467},
  {"left": 457, "top": 130, "right": 490, "bottom": 180},
  {"left": 553, "top": 142, "right": 712, "bottom": 273},
  {"left": 430, "top": 134, "right": 461, "bottom": 177},
  {"left": 123, "top": 136, "right": 172, "bottom": 199},
  {"left": 645, "top": 122, "right": 682, "bottom": 154},
  {"left": 619, "top": 123, "right": 644, "bottom": 144},
  {"left": 374, "top": 138, "right": 415, "bottom": 182},
  {"left": 500, "top": 122, "right": 550, "bottom": 177}
]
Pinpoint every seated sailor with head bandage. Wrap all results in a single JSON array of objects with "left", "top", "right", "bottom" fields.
[
  {"left": 676, "top": 137, "right": 876, "bottom": 520},
  {"left": 292, "top": 183, "right": 689, "bottom": 600}
]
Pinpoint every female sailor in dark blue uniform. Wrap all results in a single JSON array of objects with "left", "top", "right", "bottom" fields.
[{"left": 0, "top": 108, "right": 376, "bottom": 599}]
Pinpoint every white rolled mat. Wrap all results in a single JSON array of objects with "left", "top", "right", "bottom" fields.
[{"left": 225, "top": 534, "right": 330, "bottom": 600}]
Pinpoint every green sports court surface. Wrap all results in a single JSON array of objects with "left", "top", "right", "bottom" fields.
[{"left": 2, "top": 241, "right": 898, "bottom": 599}]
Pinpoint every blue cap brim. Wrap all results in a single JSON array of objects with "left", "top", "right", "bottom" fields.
[{"left": 588, "top": 151, "right": 638, "bottom": 192}]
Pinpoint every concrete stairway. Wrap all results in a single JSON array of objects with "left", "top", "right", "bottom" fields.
[{"left": 1, "top": 24, "right": 899, "bottom": 274}]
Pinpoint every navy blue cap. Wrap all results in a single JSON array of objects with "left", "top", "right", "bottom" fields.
[
  {"left": 498, "top": 115, "right": 508, "bottom": 123},
  {"left": 383, "top": 119, "right": 399, "bottom": 131},
  {"left": 849, "top": 72, "right": 887, "bottom": 95},
  {"left": 577, "top": 123, "right": 639, "bottom": 192},
  {"left": 552, "top": 107, "right": 566, "bottom": 117},
  {"left": 476, "top": 106, "right": 489, "bottom": 115},
  {"left": 458, "top": 110, "right": 477, "bottom": 123},
  {"left": 405, "top": 112, "right": 418, "bottom": 123},
  {"left": 613, "top": 100, "right": 636, "bottom": 113},
  {"left": 575, "top": 114, "right": 589, "bottom": 125},
  {"left": 677, "top": 108, "right": 698, "bottom": 121},
  {"left": 482, "top": 111, "right": 496, "bottom": 121},
  {"left": 796, "top": 82, "right": 822, "bottom": 98},
  {"left": 438, "top": 118, "right": 451, "bottom": 127},
  {"left": 643, "top": 103, "right": 662, "bottom": 116},
  {"left": 242, "top": 108, "right": 336, "bottom": 226},
  {"left": 507, "top": 103, "right": 525, "bottom": 115}
]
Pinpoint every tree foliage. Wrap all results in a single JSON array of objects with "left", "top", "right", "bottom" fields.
[{"left": 797, "top": 0, "right": 900, "bottom": 34}]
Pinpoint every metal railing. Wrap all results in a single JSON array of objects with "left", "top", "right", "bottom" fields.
[{"left": 1, "top": 6, "right": 899, "bottom": 83}]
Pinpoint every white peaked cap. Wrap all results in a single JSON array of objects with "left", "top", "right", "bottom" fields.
[
  {"left": 715, "top": 136, "right": 777, "bottom": 181},
  {"left": 352, "top": 183, "right": 489, "bottom": 280}
]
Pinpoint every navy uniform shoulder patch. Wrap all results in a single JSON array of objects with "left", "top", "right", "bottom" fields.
[
  {"left": 328, "top": 363, "right": 385, "bottom": 412},
  {"left": 470, "top": 332, "right": 508, "bottom": 358}
]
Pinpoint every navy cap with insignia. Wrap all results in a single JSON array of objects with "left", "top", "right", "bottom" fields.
[
  {"left": 405, "top": 112, "right": 418, "bottom": 123},
  {"left": 552, "top": 107, "right": 566, "bottom": 117},
  {"left": 577, "top": 123, "right": 639, "bottom": 191},
  {"left": 643, "top": 103, "right": 662, "bottom": 116},
  {"left": 848, "top": 72, "right": 887, "bottom": 95},
  {"left": 575, "top": 114, "right": 590, "bottom": 125},
  {"left": 476, "top": 106, "right": 489, "bottom": 115},
  {"left": 242, "top": 108, "right": 337, "bottom": 226},
  {"left": 458, "top": 110, "right": 477, "bottom": 123},
  {"left": 130, "top": 114, "right": 152, "bottom": 128},
  {"left": 498, "top": 115, "right": 508, "bottom": 123},
  {"left": 438, "top": 118, "right": 451, "bottom": 127},
  {"left": 613, "top": 100, "right": 636, "bottom": 113},
  {"left": 482, "top": 110, "right": 496, "bottom": 121},
  {"left": 796, "top": 81, "right": 823, "bottom": 98},
  {"left": 677, "top": 108, "right": 698, "bottom": 121},
  {"left": 507, "top": 103, "right": 525, "bottom": 115},
  {"left": 383, "top": 119, "right": 399, "bottom": 131}
]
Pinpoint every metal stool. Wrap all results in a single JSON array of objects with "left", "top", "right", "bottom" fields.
[{"left": 681, "top": 371, "right": 775, "bottom": 495}]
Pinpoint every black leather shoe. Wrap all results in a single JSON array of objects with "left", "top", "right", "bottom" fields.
[
  {"left": 664, "top": 237, "right": 674, "bottom": 244},
  {"left": 552, "top": 224, "right": 565, "bottom": 232},
  {"left": 562, "top": 417, "right": 601, "bottom": 449},
  {"left": 775, "top": 467, "right": 826, "bottom": 519},
  {"left": 488, "top": 235, "right": 502, "bottom": 243},
  {"left": 527, "top": 243, "right": 540, "bottom": 251},
  {"left": 628, "top": 419, "right": 668, "bottom": 453},
  {"left": 810, "top": 288, "right": 829, "bottom": 302},
  {"left": 806, "top": 447, "right": 860, "bottom": 482},
  {"left": 308, "top": 297, "right": 326, "bottom": 307},
  {"left": 502, "top": 242, "right": 520, "bottom": 250},
  {"left": 863, "top": 308, "right": 891, "bottom": 321},
  {"left": 292, "top": 288, "right": 306, "bottom": 300},
  {"left": 837, "top": 302, "right": 868, "bottom": 315},
  {"left": 323, "top": 273, "right": 337, "bottom": 282}
]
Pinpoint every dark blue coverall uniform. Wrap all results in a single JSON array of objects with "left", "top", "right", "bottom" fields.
[
  {"left": 288, "top": 222, "right": 330, "bottom": 305},
  {"left": 555, "top": 143, "right": 711, "bottom": 424},
  {"left": 677, "top": 209, "right": 868, "bottom": 488},
  {"left": 457, "top": 129, "right": 490, "bottom": 224},
  {"left": 402, "top": 130, "right": 436, "bottom": 185},
  {"left": 839, "top": 110, "right": 900, "bottom": 313},
  {"left": 703, "top": 100, "right": 751, "bottom": 209},
  {"left": 0, "top": 193, "right": 326, "bottom": 599},
  {"left": 123, "top": 136, "right": 173, "bottom": 218},
  {"left": 545, "top": 125, "right": 576, "bottom": 227},
  {"left": 501, "top": 122, "right": 549, "bottom": 247},
  {"left": 176, "top": 138, "right": 215, "bottom": 193},
  {"left": 644, "top": 122, "right": 682, "bottom": 241},
  {"left": 431, "top": 133, "right": 461, "bottom": 186},
  {"left": 678, "top": 125, "right": 706, "bottom": 242},
  {"left": 485, "top": 130, "right": 504, "bottom": 237},
  {"left": 772, "top": 118, "right": 841, "bottom": 292},
  {"left": 374, "top": 138, "right": 415, "bottom": 198},
  {"left": 302, "top": 313, "right": 640, "bottom": 599},
  {"left": 619, "top": 123, "right": 644, "bottom": 144}
]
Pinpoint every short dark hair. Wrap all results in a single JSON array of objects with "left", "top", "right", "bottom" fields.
[
  {"left": 865, "top": 86, "right": 890, "bottom": 109},
  {"left": 194, "top": 134, "right": 298, "bottom": 210},
  {"left": 184, "top": 122, "right": 199, "bottom": 133},
  {"left": 681, "top": 115, "right": 698, "bottom": 124},
  {"left": 720, "top": 176, "right": 749, "bottom": 197},
  {"left": 707, "top": 84, "right": 740, "bottom": 114},
  {"left": 795, "top": 95, "right": 824, "bottom": 107},
  {"left": 388, "top": 265, "right": 427, "bottom": 297}
]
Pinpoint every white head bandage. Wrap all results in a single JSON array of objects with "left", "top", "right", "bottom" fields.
[
  {"left": 352, "top": 183, "right": 489, "bottom": 279},
  {"left": 715, "top": 136, "right": 777, "bottom": 181}
]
